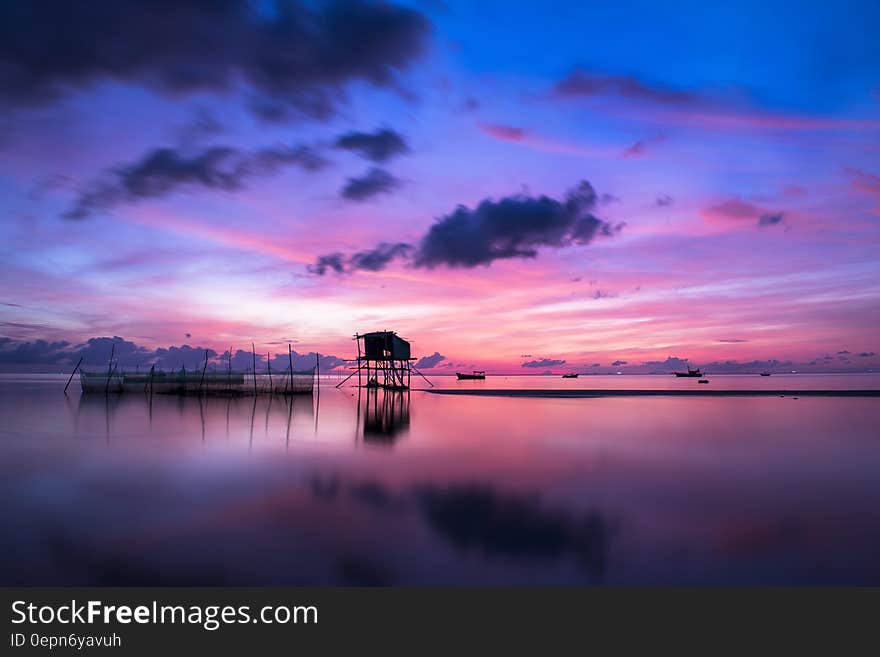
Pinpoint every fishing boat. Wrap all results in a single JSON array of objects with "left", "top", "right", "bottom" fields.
[
  {"left": 562, "top": 373, "right": 579, "bottom": 378},
  {"left": 673, "top": 367, "right": 702, "bottom": 378},
  {"left": 760, "top": 372, "right": 771, "bottom": 376},
  {"left": 456, "top": 370, "right": 486, "bottom": 380},
  {"left": 698, "top": 379, "right": 709, "bottom": 383}
]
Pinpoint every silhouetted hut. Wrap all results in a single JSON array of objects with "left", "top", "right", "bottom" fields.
[{"left": 357, "top": 331, "right": 413, "bottom": 390}]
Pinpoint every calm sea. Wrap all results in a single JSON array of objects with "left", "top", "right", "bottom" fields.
[{"left": 1, "top": 373, "right": 879, "bottom": 585}]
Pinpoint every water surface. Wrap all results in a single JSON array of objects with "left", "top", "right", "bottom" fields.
[{"left": 1, "top": 374, "right": 879, "bottom": 585}]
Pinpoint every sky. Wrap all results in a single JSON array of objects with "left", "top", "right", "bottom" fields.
[{"left": 0, "top": 0, "right": 878, "bottom": 373}]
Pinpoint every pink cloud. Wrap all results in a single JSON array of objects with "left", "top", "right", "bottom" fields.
[
  {"left": 701, "top": 199, "right": 764, "bottom": 223},
  {"left": 648, "top": 109, "right": 880, "bottom": 132},
  {"left": 478, "top": 122, "right": 527, "bottom": 142},
  {"left": 622, "top": 134, "right": 667, "bottom": 158},
  {"left": 845, "top": 167, "right": 880, "bottom": 215}
]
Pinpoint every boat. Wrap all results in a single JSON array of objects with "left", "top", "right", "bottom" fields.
[
  {"left": 760, "top": 372, "right": 771, "bottom": 376},
  {"left": 456, "top": 370, "right": 486, "bottom": 380},
  {"left": 673, "top": 367, "right": 702, "bottom": 378},
  {"left": 698, "top": 379, "right": 709, "bottom": 383},
  {"left": 562, "top": 373, "right": 579, "bottom": 378}
]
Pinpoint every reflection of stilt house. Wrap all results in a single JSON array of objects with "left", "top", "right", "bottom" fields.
[
  {"left": 362, "top": 389, "right": 410, "bottom": 444},
  {"left": 357, "top": 331, "right": 413, "bottom": 390}
]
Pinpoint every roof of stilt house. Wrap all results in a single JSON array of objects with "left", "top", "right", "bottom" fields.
[{"left": 357, "top": 330, "right": 413, "bottom": 361}]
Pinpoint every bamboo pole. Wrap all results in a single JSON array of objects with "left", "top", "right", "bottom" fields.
[
  {"left": 411, "top": 365, "right": 434, "bottom": 387},
  {"left": 104, "top": 344, "right": 116, "bottom": 395},
  {"left": 227, "top": 346, "right": 232, "bottom": 393},
  {"left": 356, "top": 333, "right": 362, "bottom": 389},
  {"left": 267, "top": 352, "right": 273, "bottom": 392},
  {"left": 199, "top": 350, "right": 208, "bottom": 392},
  {"left": 64, "top": 356, "right": 83, "bottom": 394},
  {"left": 251, "top": 342, "right": 257, "bottom": 394},
  {"left": 288, "top": 343, "right": 294, "bottom": 395},
  {"left": 335, "top": 362, "right": 364, "bottom": 388},
  {"left": 315, "top": 352, "right": 320, "bottom": 399},
  {"left": 106, "top": 361, "right": 118, "bottom": 395}
]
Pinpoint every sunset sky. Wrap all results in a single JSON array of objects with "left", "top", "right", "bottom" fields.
[{"left": 1, "top": 0, "right": 878, "bottom": 373}]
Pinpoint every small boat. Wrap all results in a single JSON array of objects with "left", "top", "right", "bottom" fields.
[
  {"left": 760, "top": 372, "right": 771, "bottom": 376},
  {"left": 698, "top": 379, "right": 709, "bottom": 383},
  {"left": 456, "top": 370, "right": 486, "bottom": 380},
  {"left": 562, "top": 373, "right": 579, "bottom": 378},
  {"left": 674, "top": 368, "right": 702, "bottom": 378}
]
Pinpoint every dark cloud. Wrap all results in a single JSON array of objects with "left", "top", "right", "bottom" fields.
[
  {"left": 153, "top": 345, "right": 219, "bottom": 370},
  {"left": 655, "top": 193, "right": 674, "bottom": 207},
  {"left": 718, "top": 338, "right": 749, "bottom": 343},
  {"left": 837, "top": 350, "right": 850, "bottom": 355},
  {"left": 307, "top": 253, "right": 346, "bottom": 276},
  {"left": 522, "top": 358, "right": 566, "bottom": 368},
  {"left": 75, "top": 336, "right": 155, "bottom": 367},
  {"left": 349, "top": 242, "right": 413, "bottom": 271},
  {"left": 310, "top": 180, "right": 621, "bottom": 274},
  {"left": 217, "top": 348, "right": 348, "bottom": 373},
  {"left": 611, "top": 359, "right": 627, "bottom": 366},
  {"left": 702, "top": 359, "right": 793, "bottom": 373},
  {"left": 340, "top": 167, "right": 401, "bottom": 200},
  {"left": 859, "top": 352, "right": 876, "bottom": 357},
  {"left": 67, "top": 144, "right": 328, "bottom": 218},
  {"left": 414, "top": 181, "right": 622, "bottom": 269},
  {"left": 0, "top": 338, "right": 72, "bottom": 364},
  {"left": 0, "top": 0, "right": 429, "bottom": 120},
  {"left": 0, "top": 336, "right": 347, "bottom": 371},
  {"left": 638, "top": 356, "right": 688, "bottom": 373},
  {"left": 591, "top": 363, "right": 600, "bottom": 367},
  {"left": 335, "top": 128, "right": 409, "bottom": 162},
  {"left": 757, "top": 212, "right": 784, "bottom": 227},
  {"left": 266, "top": 351, "right": 348, "bottom": 373},
  {"left": 555, "top": 68, "right": 697, "bottom": 105},
  {"left": 414, "top": 352, "right": 445, "bottom": 368},
  {"left": 308, "top": 242, "right": 412, "bottom": 275}
]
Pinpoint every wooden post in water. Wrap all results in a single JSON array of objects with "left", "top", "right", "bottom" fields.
[
  {"left": 104, "top": 344, "right": 116, "bottom": 395},
  {"left": 288, "top": 343, "right": 294, "bottom": 395},
  {"left": 251, "top": 342, "right": 257, "bottom": 394},
  {"left": 227, "top": 346, "right": 232, "bottom": 393},
  {"left": 315, "top": 352, "right": 320, "bottom": 399},
  {"left": 356, "top": 333, "right": 362, "bottom": 389},
  {"left": 64, "top": 356, "right": 83, "bottom": 394},
  {"left": 199, "top": 350, "right": 209, "bottom": 393},
  {"left": 267, "top": 352, "right": 273, "bottom": 392}
]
